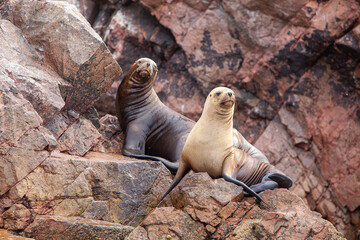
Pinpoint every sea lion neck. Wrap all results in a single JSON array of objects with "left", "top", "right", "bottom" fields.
[{"left": 202, "top": 100, "right": 234, "bottom": 127}]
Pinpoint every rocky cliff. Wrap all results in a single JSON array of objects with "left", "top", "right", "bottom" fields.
[
  {"left": 0, "top": 0, "right": 358, "bottom": 239},
  {"left": 89, "top": 0, "right": 359, "bottom": 238}
]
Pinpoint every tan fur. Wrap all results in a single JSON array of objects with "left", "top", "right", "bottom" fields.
[
  {"left": 157, "top": 87, "right": 276, "bottom": 205},
  {"left": 182, "top": 87, "right": 235, "bottom": 178}
]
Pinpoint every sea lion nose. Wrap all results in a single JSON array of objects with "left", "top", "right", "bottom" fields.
[{"left": 228, "top": 92, "right": 232, "bottom": 97}]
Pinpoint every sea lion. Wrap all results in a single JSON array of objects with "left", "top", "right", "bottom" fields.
[
  {"left": 116, "top": 58, "right": 268, "bottom": 172},
  {"left": 116, "top": 58, "right": 193, "bottom": 172},
  {"left": 158, "top": 87, "right": 293, "bottom": 204}
]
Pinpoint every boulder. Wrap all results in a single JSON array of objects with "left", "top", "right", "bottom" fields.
[
  {"left": 127, "top": 172, "right": 345, "bottom": 240},
  {"left": 24, "top": 215, "right": 134, "bottom": 240},
  {"left": 7, "top": 151, "right": 172, "bottom": 226},
  {"left": 1, "top": 0, "right": 122, "bottom": 114},
  {"left": 0, "top": 229, "right": 33, "bottom": 240},
  {"left": 2, "top": 204, "right": 31, "bottom": 231}
]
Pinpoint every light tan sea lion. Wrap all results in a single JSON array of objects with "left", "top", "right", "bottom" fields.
[
  {"left": 116, "top": 58, "right": 268, "bottom": 172},
  {"left": 158, "top": 87, "right": 293, "bottom": 203}
]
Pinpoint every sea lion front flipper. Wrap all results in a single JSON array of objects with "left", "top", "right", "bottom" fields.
[
  {"left": 156, "top": 158, "right": 190, "bottom": 207},
  {"left": 125, "top": 153, "right": 179, "bottom": 173},
  {"left": 122, "top": 122, "right": 147, "bottom": 156}
]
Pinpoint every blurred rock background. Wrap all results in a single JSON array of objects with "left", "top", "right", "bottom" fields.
[{"left": 0, "top": 0, "right": 359, "bottom": 239}]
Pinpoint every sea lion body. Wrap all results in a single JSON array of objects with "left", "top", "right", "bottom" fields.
[
  {"left": 158, "top": 87, "right": 293, "bottom": 204},
  {"left": 116, "top": 58, "right": 268, "bottom": 172}
]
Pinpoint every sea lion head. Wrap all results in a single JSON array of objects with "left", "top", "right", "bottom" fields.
[
  {"left": 203, "top": 87, "right": 235, "bottom": 119},
  {"left": 128, "top": 58, "right": 158, "bottom": 85}
]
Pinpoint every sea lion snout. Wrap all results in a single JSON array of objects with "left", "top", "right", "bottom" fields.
[
  {"left": 134, "top": 58, "right": 158, "bottom": 80},
  {"left": 212, "top": 87, "right": 235, "bottom": 108}
]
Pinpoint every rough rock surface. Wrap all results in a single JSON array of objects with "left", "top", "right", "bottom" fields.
[
  {"left": 5, "top": 151, "right": 171, "bottom": 226},
  {"left": 0, "top": 229, "right": 33, "bottom": 240},
  {"left": 0, "top": 0, "right": 359, "bottom": 239},
  {"left": 1, "top": 0, "right": 122, "bottom": 115},
  {"left": 0, "top": 0, "right": 151, "bottom": 239},
  {"left": 87, "top": 0, "right": 360, "bottom": 238},
  {"left": 127, "top": 172, "right": 345, "bottom": 240},
  {"left": 24, "top": 215, "right": 134, "bottom": 240}
]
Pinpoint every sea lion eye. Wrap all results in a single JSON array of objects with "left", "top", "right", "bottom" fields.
[
  {"left": 216, "top": 92, "right": 221, "bottom": 96},
  {"left": 138, "top": 60, "right": 142, "bottom": 64}
]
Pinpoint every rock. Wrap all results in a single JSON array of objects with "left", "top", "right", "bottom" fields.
[
  {"left": 129, "top": 207, "right": 207, "bottom": 240},
  {"left": 159, "top": 172, "right": 243, "bottom": 216},
  {"left": 54, "top": 0, "right": 99, "bottom": 24},
  {"left": 335, "top": 24, "right": 360, "bottom": 60},
  {"left": 92, "top": 114, "right": 124, "bottom": 154},
  {"left": 0, "top": 229, "right": 33, "bottom": 240},
  {"left": 24, "top": 215, "right": 134, "bottom": 240},
  {"left": 154, "top": 50, "right": 205, "bottom": 120},
  {"left": 0, "top": 0, "right": 123, "bottom": 225},
  {"left": 2, "top": 0, "right": 122, "bottom": 114},
  {"left": 57, "top": 118, "right": 102, "bottom": 156},
  {"left": 2, "top": 204, "right": 31, "bottom": 231},
  {"left": 127, "top": 172, "right": 345, "bottom": 240},
  {"left": 8, "top": 151, "right": 172, "bottom": 226}
]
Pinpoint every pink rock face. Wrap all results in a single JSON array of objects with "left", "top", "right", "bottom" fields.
[
  {"left": 127, "top": 172, "right": 345, "bottom": 240},
  {"left": 0, "top": 229, "right": 33, "bottom": 240},
  {"left": 2, "top": 0, "right": 122, "bottom": 114},
  {"left": 93, "top": 0, "right": 360, "bottom": 238},
  {"left": 0, "top": 0, "right": 359, "bottom": 239},
  {"left": 24, "top": 215, "right": 134, "bottom": 240}
]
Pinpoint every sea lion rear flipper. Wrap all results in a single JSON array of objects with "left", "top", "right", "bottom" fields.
[
  {"left": 222, "top": 173, "right": 264, "bottom": 203},
  {"left": 243, "top": 181, "right": 278, "bottom": 196},
  {"left": 243, "top": 172, "right": 293, "bottom": 196},
  {"left": 125, "top": 153, "right": 179, "bottom": 173},
  {"left": 266, "top": 172, "right": 293, "bottom": 189},
  {"left": 156, "top": 159, "right": 190, "bottom": 207}
]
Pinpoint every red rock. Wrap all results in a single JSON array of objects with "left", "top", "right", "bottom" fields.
[
  {"left": 129, "top": 172, "right": 345, "bottom": 239},
  {"left": 2, "top": 0, "right": 122, "bottom": 114},
  {"left": 2, "top": 204, "right": 31, "bottom": 231},
  {"left": 129, "top": 207, "right": 207, "bottom": 240},
  {"left": 92, "top": 114, "right": 124, "bottom": 154},
  {"left": 24, "top": 215, "right": 134, "bottom": 240},
  {"left": 57, "top": 118, "right": 101, "bottom": 156},
  {"left": 0, "top": 229, "right": 33, "bottom": 240}
]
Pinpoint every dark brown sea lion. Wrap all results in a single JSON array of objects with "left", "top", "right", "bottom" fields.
[
  {"left": 116, "top": 58, "right": 269, "bottom": 172},
  {"left": 116, "top": 58, "right": 193, "bottom": 172},
  {"left": 158, "top": 87, "right": 293, "bottom": 203}
]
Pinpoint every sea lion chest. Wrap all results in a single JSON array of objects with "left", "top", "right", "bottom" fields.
[{"left": 183, "top": 123, "right": 233, "bottom": 178}]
